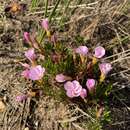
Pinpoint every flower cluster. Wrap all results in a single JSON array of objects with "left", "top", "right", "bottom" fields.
[
  {"left": 21, "top": 18, "right": 112, "bottom": 101},
  {"left": 21, "top": 19, "right": 53, "bottom": 82},
  {"left": 21, "top": 47, "right": 45, "bottom": 81},
  {"left": 55, "top": 45, "right": 112, "bottom": 98}
]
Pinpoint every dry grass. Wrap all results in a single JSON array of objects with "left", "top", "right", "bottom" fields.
[{"left": 0, "top": 0, "right": 130, "bottom": 130}]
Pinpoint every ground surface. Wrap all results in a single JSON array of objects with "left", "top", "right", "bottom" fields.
[{"left": 0, "top": 0, "right": 130, "bottom": 130}]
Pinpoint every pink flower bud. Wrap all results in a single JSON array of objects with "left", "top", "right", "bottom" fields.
[
  {"left": 21, "top": 69, "right": 30, "bottom": 79},
  {"left": 41, "top": 18, "right": 49, "bottom": 31},
  {"left": 28, "top": 65, "right": 45, "bottom": 81},
  {"left": 25, "top": 48, "right": 36, "bottom": 62},
  {"left": 55, "top": 74, "right": 68, "bottom": 83},
  {"left": 94, "top": 46, "right": 105, "bottom": 58},
  {"left": 75, "top": 46, "right": 88, "bottom": 56},
  {"left": 80, "top": 88, "right": 87, "bottom": 99},
  {"left": 51, "top": 34, "right": 57, "bottom": 43},
  {"left": 30, "top": 35, "right": 40, "bottom": 50},
  {"left": 64, "top": 80, "right": 82, "bottom": 98},
  {"left": 99, "top": 63, "right": 112, "bottom": 75},
  {"left": 24, "top": 32, "right": 31, "bottom": 43},
  {"left": 16, "top": 94, "right": 28, "bottom": 102},
  {"left": 86, "top": 79, "right": 96, "bottom": 91}
]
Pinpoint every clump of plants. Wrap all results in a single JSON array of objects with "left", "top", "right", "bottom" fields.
[{"left": 18, "top": 19, "right": 112, "bottom": 106}]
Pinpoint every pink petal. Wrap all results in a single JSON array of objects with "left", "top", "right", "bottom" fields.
[
  {"left": 55, "top": 74, "right": 68, "bottom": 83},
  {"left": 66, "top": 90, "right": 74, "bottom": 98},
  {"left": 64, "top": 80, "right": 83, "bottom": 98},
  {"left": 24, "top": 32, "right": 31, "bottom": 43},
  {"left": 16, "top": 94, "right": 27, "bottom": 102},
  {"left": 20, "top": 63, "right": 30, "bottom": 68},
  {"left": 25, "top": 48, "right": 36, "bottom": 62},
  {"left": 80, "top": 88, "right": 87, "bottom": 99},
  {"left": 30, "top": 36, "right": 40, "bottom": 50},
  {"left": 94, "top": 46, "right": 105, "bottom": 58},
  {"left": 41, "top": 18, "right": 49, "bottom": 31},
  {"left": 99, "top": 63, "right": 112, "bottom": 75},
  {"left": 72, "top": 80, "right": 82, "bottom": 94},
  {"left": 21, "top": 69, "right": 30, "bottom": 79},
  {"left": 29, "top": 65, "right": 45, "bottom": 80},
  {"left": 51, "top": 34, "right": 57, "bottom": 43},
  {"left": 75, "top": 46, "right": 88, "bottom": 56},
  {"left": 86, "top": 79, "right": 96, "bottom": 91},
  {"left": 64, "top": 81, "right": 73, "bottom": 90}
]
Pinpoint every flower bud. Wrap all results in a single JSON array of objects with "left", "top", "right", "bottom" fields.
[
  {"left": 94, "top": 46, "right": 105, "bottom": 58},
  {"left": 41, "top": 18, "right": 49, "bottom": 31},
  {"left": 86, "top": 79, "right": 96, "bottom": 92},
  {"left": 80, "top": 88, "right": 87, "bottom": 99}
]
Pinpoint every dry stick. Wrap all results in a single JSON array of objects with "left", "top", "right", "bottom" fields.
[
  {"left": 72, "top": 123, "right": 86, "bottom": 130},
  {"left": 38, "top": 4, "right": 117, "bottom": 26},
  {"left": 113, "top": 25, "right": 125, "bottom": 52},
  {"left": 110, "top": 50, "right": 130, "bottom": 62},
  {"left": 9, "top": 114, "right": 21, "bottom": 130},
  {"left": 103, "top": 49, "right": 130, "bottom": 60},
  {"left": 76, "top": 107, "right": 96, "bottom": 122},
  {"left": 58, "top": 115, "right": 83, "bottom": 123},
  {"left": 2, "top": 110, "right": 7, "bottom": 130},
  {"left": 8, "top": 108, "right": 17, "bottom": 130},
  {"left": 111, "top": 68, "right": 130, "bottom": 76},
  {"left": 112, "top": 0, "right": 127, "bottom": 19},
  {"left": 71, "top": 0, "right": 83, "bottom": 14},
  {"left": 31, "top": 2, "right": 99, "bottom": 10},
  {"left": 22, "top": 98, "right": 31, "bottom": 130},
  {"left": 111, "top": 56, "right": 130, "bottom": 64},
  {"left": 113, "top": 92, "right": 130, "bottom": 111},
  {"left": 112, "top": 121, "right": 130, "bottom": 126},
  {"left": 19, "top": 101, "right": 27, "bottom": 130},
  {"left": 27, "top": 6, "right": 95, "bottom": 16}
]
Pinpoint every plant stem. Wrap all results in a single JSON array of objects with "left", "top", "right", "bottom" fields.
[
  {"left": 44, "top": 0, "right": 48, "bottom": 17},
  {"left": 40, "top": 0, "right": 61, "bottom": 44}
]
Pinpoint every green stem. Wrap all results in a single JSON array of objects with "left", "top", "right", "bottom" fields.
[
  {"left": 40, "top": 0, "right": 61, "bottom": 44},
  {"left": 44, "top": 0, "right": 48, "bottom": 17},
  {"left": 48, "top": 0, "right": 61, "bottom": 22},
  {"left": 59, "top": 0, "right": 71, "bottom": 25}
]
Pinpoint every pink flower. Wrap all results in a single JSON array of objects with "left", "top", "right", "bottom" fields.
[
  {"left": 41, "top": 18, "right": 49, "bottom": 31},
  {"left": 86, "top": 79, "right": 96, "bottom": 92},
  {"left": 16, "top": 94, "right": 28, "bottom": 102},
  {"left": 28, "top": 65, "right": 45, "bottom": 80},
  {"left": 25, "top": 48, "right": 36, "bottom": 62},
  {"left": 55, "top": 74, "right": 68, "bottom": 83},
  {"left": 94, "top": 46, "right": 105, "bottom": 58},
  {"left": 24, "top": 32, "right": 31, "bottom": 43},
  {"left": 99, "top": 63, "right": 112, "bottom": 75},
  {"left": 21, "top": 69, "right": 30, "bottom": 79},
  {"left": 75, "top": 46, "right": 88, "bottom": 56},
  {"left": 64, "top": 80, "right": 82, "bottom": 98},
  {"left": 80, "top": 88, "right": 87, "bottom": 99}
]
